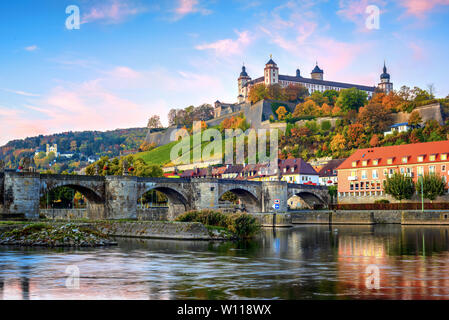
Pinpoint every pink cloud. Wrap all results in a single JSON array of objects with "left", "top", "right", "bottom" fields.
[
  {"left": 173, "top": 0, "right": 211, "bottom": 20},
  {"left": 81, "top": 0, "right": 145, "bottom": 24},
  {"left": 195, "top": 30, "right": 253, "bottom": 57},
  {"left": 398, "top": 0, "right": 449, "bottom": 17},
  {"left": 0, "top": 65, "right": 227, "bottom": 145}
]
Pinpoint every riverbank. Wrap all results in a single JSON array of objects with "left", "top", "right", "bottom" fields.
[
  {"left": 0, "top": 223, "right": 118, "bottom": 247},
  {"left": 291, "top": 210, "right": 449, "bottom": 225},
  {"left": 0, "top": 220, "right": 235, "bottom": 246}
]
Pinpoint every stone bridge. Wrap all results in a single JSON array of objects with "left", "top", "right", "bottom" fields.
[{"left": 0, "top": 171, "right": 329, "bottom": 220}]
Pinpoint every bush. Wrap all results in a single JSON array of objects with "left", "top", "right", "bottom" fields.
[
  {"left": 374, "top": 199, "right": 390, "bottom": 204},
  {"left": 175, "top": 210, "right": 261, "bottom": 239}
]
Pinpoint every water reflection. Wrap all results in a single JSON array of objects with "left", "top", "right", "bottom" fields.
[{"left": 0, "top": 225, "right": 449, "bottom": 299}]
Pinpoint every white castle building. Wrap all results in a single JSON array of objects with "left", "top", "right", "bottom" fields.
[{"left": 236, "top": 56, "right": 393, "bottom": 103}]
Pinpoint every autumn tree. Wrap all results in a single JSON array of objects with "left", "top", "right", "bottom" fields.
[
  {"left": 284, "top": 84, "right": 309, "bottom": 102},
  {"left": 346, "top": 123, "right": 366, "bottom": 148},
  {"left": 321, "top": 103, "right": 332, "bottom": 116},
  {"left": 276, "top": 106, "right": 288, "bottom": 120},
  {"left": 330, "top": 133, "right": 346, "bottom": 152},
  {"left": 369, "top": 134, "right": 380, "bottom": 147},
  {"left": 147, "top": 115, "right": 163, "bottom": 129},
  {"left": 357, "top": 103, "right": 392, "bottom": 133},
  {"left": 293, "top": 100, "right": 318, "bottom": 117}
]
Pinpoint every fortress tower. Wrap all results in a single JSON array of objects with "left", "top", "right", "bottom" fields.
[
  {"left": 311, "top": 63, "right": 324, "bottom": 80},
  {"left": 264, "top": 55, "right": 279, "bottom": 86},
  {"left": 378, "top": 62, "right": 393, "bottom": 94},
  {"left": 238, "top": 65, "right": 251, "bottom": 103}
]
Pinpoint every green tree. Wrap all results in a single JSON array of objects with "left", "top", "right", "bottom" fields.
[
  {"left": 383, "top": 173, "right": 415, "bottom": 202},
  {"left": 336, "top": 87, "right": 368, "bottom": 112},
  {"left": 416, "top": 174, "right": 445, "bottom": 202}
]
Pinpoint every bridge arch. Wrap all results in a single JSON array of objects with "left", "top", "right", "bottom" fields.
[
  {"left": 137, "top": 184, "right": 190, "bottom": 219},
  {"left": 218, "top": 186, "right": 261, "bottom": 213},
  {"left": 39, "top": 181, "right": 105, "bottom": 219},
  {"left": 287, "top": 190, "right": 327, "bottom": 210}
]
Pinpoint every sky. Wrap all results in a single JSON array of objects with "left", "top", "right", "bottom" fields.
[{"left": 1, "top": 0, "right": 449, "bottom": 146}]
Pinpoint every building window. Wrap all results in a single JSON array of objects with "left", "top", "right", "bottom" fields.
[
  {"left": 372, "top": 170, "right": 378, "bottom": 179},
  {"left": 362, "top": 160, "right": 367, "bottom": 167},
  {"left": 402, "top": 156, "right": 408, "bottom": 163},
  {"left": 430, "top": 154, "right": 436, "bottom": 161},
  {"left": 387, "top": 158, "right": 393, "bottom": 165},
  {"left": 352, "top": 161, "right": 357, "bottom": 167},
  {"left": 373, "top": 160, "right": 379, "bottom": 166},
  {"left": 418, "top": 166, "right": 424, "bottom": 176},
  {"left": 361, "top": 170, "right": 367, "bottom": 179},
  {"left": 441, "top": 154, "right": 447, "bottom": 161},
  {"left": 429, "top": 166, "right": 436, "bottom": 174},
  {"left": 418, "top": 156, "right": 424, "bottom": 162},
  {"left": 383, "top": 169, "right": 388, "bottom": 176},
  {"left": 442, "top": 165, "right": 446, "bottom": 172}
]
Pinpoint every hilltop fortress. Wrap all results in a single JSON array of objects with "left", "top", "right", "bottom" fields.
[
  {"left": 145, "top": 56, "right": 439, "bottom": 148},
  {"left": 214, "top": 56, "right": 393, "bottom": 118}
]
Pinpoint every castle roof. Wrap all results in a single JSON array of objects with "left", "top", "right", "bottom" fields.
[
  {"left": 266, "top": 58, "right": 277, "bottom": 66},
  {"left": 239, "top": 65, "right": 249, "bottom": 77},
  {"left": 380, "top": 62, "right": 390, "bottom": 80},
  {"left": 312, "top": 64, "right": 323, "bottom": 74}
]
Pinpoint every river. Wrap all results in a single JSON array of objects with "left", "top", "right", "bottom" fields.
[{"left": 0, "top": 224, "right": 448, "bottom": 300}]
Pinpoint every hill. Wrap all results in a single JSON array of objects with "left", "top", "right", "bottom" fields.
[{"left": 0, "top": 127, "right": 148, "bottom": 171}]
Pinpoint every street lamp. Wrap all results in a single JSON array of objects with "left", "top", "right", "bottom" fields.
[{"left": 419, "top": 176, "right": 424, "bottom": 212}]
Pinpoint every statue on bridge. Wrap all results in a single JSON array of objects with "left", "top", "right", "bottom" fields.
[
  {"left": 0, "top": 159, "right": 4, "bottom": 172},
  {"left": 122, "top": 159, "right": 129, "bottom": 176}
]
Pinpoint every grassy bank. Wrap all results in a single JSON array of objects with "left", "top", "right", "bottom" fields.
[{"left": 175, "top": 210, "right": 261, "bottom": 239}]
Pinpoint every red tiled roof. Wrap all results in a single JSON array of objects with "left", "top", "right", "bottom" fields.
[
  {"left": 278, "top": 158, "right": 318, "bottom": 175},
  {"left": 338, "top": 140, "right": 449, "bottom": 170},
  {"left": 318, "top": 159, "right": 346, "bottom": 177}
]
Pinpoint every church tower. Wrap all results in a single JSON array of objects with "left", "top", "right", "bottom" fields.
[
  {"left": 264, "top": 55, "right": 279, "bottom": 86},
  {"left": 378, "top": 62, "right": 393, "bottom": 94}
]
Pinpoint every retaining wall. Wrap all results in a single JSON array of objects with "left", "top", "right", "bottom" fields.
[
  {"left": 291, "top": 210, "right": 449, "bottom": 225},
  {"left": 96, "top": 221, "right": 215, "bottom": 240}
]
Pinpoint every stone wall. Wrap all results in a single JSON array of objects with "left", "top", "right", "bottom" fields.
[
  {"left": 136, "top": 207, "right": 169, "bottom": 221},
  {"left": 252, "top": 212, "right": 292, "bottom": 227},
  {"left": 292, "top": 210, "right": 449, "bottom": 225},
  {"left": 402, "top": 211, "right": 449, "bottom": 225},
  {"left": 40, "top": 209, "right": 88, "bottom": 220},
  {"left": 96, "top": 221, "right": 214, "bottom": 240},
  {"left": 391, "top": 103, "right": 444, "bottom": 125}
]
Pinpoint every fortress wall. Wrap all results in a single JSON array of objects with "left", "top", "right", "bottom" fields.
[{"left": 391, "top": 103, "right": 444, "bottom": 125}]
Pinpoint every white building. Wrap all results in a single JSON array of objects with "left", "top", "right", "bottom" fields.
[{"left": 384, "top": 122, "right": 411, "bottom": 136}]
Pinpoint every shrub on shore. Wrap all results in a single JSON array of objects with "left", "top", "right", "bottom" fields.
[{"left": 175, "top": 210, "right": 261, "bottom": 239}]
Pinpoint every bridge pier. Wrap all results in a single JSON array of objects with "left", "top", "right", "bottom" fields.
[
  {"left": 105, "top": 176, "right": 138, "bottom": 219},
  {"left": 3, "top": 171, "right": 40, "bottom": 220},
  {"left": 262, "top": 181, "right": 288, "bottom": 213}
]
